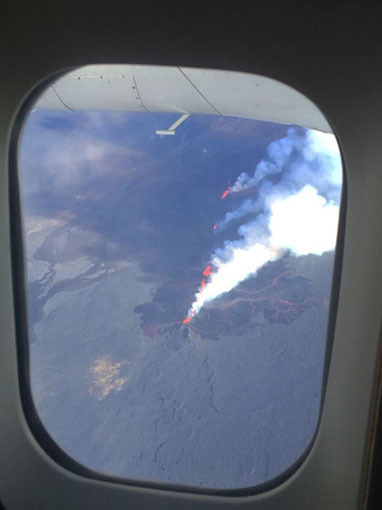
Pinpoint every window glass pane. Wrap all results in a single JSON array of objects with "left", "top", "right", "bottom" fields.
[{"left": 18, "top": 66, "right": 342, "bottom": 490}]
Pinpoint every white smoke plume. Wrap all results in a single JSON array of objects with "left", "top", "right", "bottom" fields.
[
  {"left": 217, "top": 198, "right": 258, "bottom": 231},
  {"left": 186, "top": 128, "right": 342, "bottom": 319}
]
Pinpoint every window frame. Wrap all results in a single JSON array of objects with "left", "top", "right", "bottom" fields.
[{"left": 10, "top": 68, "right": 346, "bottom": 496}]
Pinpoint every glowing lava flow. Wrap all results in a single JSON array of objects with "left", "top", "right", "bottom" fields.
[
  {"left": 203, "top": 264, "right": 212, "bottom": 277},
  {"left": 182, "top": 264, "right": 213, "bottom": 324},
  {"left": 182, "top": 314, "right": 194, "bottom": 324},
  {"left": 182, "top": 186, "right": 230, "bottom": 323},
  {"left": 221, "top": 186, "right": 231, "bottom": 199}
]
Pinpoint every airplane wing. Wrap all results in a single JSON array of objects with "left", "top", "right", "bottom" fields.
[{"left": 33, "top": 65, "right": 332, "bottom": 133}]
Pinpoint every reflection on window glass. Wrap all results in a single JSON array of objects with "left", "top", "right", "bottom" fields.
[{"left": 19, "top": 101, "right": 342, "bottom": 489}]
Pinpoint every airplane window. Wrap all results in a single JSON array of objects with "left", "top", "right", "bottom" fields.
[{"left": 17, "top": 66, "right": 343, "bottom": 490}]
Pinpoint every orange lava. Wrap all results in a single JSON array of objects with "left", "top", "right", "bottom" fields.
[
  {"left": 182, "top": 266, "right": 213, "bottom": 325},
  {"left": 203, "top": 265, "right": 212, "bottom": 277},
  {"left": 221, "top": 186, "right": 232, "bottom": 199},
  {"left": 182, "top": 310, "right": 195, "bottom": 324}
]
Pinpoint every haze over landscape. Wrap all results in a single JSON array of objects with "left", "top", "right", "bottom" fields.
[{"left": 19, "top": 108, "right": 342, "bottom": 489}]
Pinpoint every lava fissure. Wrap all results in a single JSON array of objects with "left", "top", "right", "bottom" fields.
[
  {"left": 182, "top": 264, "right": 213, "bottom": 323},
  {"left": 221, "top": 186, "right": 232, "bottom": 199}
]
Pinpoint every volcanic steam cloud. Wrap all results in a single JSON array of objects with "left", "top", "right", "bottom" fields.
[{"left": 183, "top": 128, "right": 342, "bottom": 322}]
